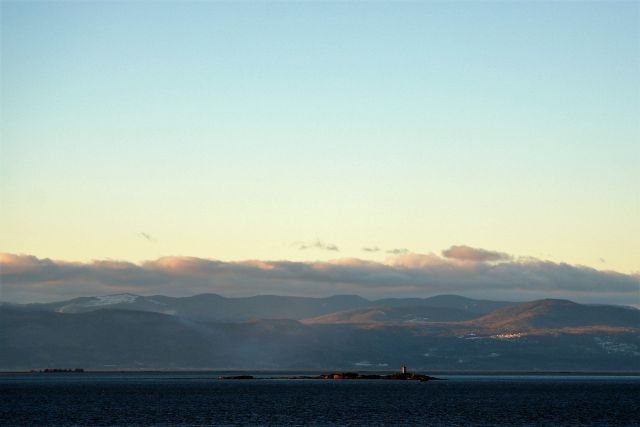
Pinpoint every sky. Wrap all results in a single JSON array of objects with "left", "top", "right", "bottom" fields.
[{"left": 1, "top": 2, "right": 639, "bottom": 303}]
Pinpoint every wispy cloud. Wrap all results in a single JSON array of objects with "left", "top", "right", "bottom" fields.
[
  {"left": 138, "top": 232, "right": 154, "bottom": 242},
  {"left": 1, "top": 249, "right": 638, "bottom": 305},
  {"left": 293, "top": 240, "right": 339, "bottom": 251},
  {"left": 363, "top": 247, "right": 409, "bottom": 255},
  {"left": 386, "top": 248, "right": 409, "bottom": 255}
]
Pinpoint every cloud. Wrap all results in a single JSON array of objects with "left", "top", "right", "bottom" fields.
[
  {"left": 386, "top": 248, "right": 409, "bottom": 255},
  {"left": 1, "top": 250, "right": 638, "bottom": 305},
  {"left": 442, "top": 245, "right": 512, "bottom": 262},
  {"left": 138, "top": 232, "right": 153, "bottom": 242},
  {"left": 386, "top": 252, "right": 450, "bottom": 269},
  {"left": 293, "top": 240, "right": 339, "bottom": 251},
  {"left": 363, "top": 247, "right": 410, "bottom": 255}
]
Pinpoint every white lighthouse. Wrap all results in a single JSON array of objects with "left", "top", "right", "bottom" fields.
[{"left": 401, "top": 365, "right": 407, "bottom": 374}]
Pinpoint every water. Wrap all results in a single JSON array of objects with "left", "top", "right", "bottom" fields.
[{"left": 1, "top": 373, "right": 638, "bottom": 426}]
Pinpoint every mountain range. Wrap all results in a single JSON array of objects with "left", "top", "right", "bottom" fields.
[
  {"left": 11, "top": 293, "right": 512, "bottom": 321},
  {"left": 1, "top": 293, "right": 638, "bottom": 371}
]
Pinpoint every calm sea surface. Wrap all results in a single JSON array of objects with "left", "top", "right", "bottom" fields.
[{"left": 1, "top": 372, "right": 638, "bottom": 426}]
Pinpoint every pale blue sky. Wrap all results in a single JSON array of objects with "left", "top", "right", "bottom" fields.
[{"left": 1, "top": 1, "right": 638, "bottom": 273}]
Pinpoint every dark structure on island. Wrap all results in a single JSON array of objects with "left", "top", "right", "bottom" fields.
[
  {"left": 313, "top": 364, "right": 438, "bottom": 382},
  {"left": 221, "top": 365, "right": 441, "bottom": 382}
]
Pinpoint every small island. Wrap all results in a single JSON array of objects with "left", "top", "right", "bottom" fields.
[{"left": 221, "top": 365, "right": 442, "bottom": 382}]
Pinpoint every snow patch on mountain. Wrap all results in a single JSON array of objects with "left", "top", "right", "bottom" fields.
[
  {"left": 85, "top": 294, "right": 139, "bottom": 306},
  {"left": 56, "top": 294, "right": 140, "bottom": 312}
]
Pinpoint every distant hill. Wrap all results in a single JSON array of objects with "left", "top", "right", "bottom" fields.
[
  {"left": 375, "top": 295, "right": 514, "bottom": 315},
  {"left": 19, "top": 293, "right": 372, "bottom": 322},
  {"left": 2, "top": 294, "right": 638, "bottom": 371},
  {"left": 303, "top": 305, "right": 480, "bottom": 324},
  {"left": 467, "top": 299, "right": 640, "bottom": 332},
  {"left": 14, "top": 293, "right": 514, "bottom": 322},
  {"left": 303, "top": 295, "right": 516, "bottom": 325},
  {"left": 1, "top": 301, "right": 639, "bottom": 371},
  {"left": 0, "top": 307, "right": 218, "bottom": 369}
]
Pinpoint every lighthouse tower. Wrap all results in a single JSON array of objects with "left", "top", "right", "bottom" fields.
[{"left": 401, "top": 365, "right": 407, "bottom": 374}]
